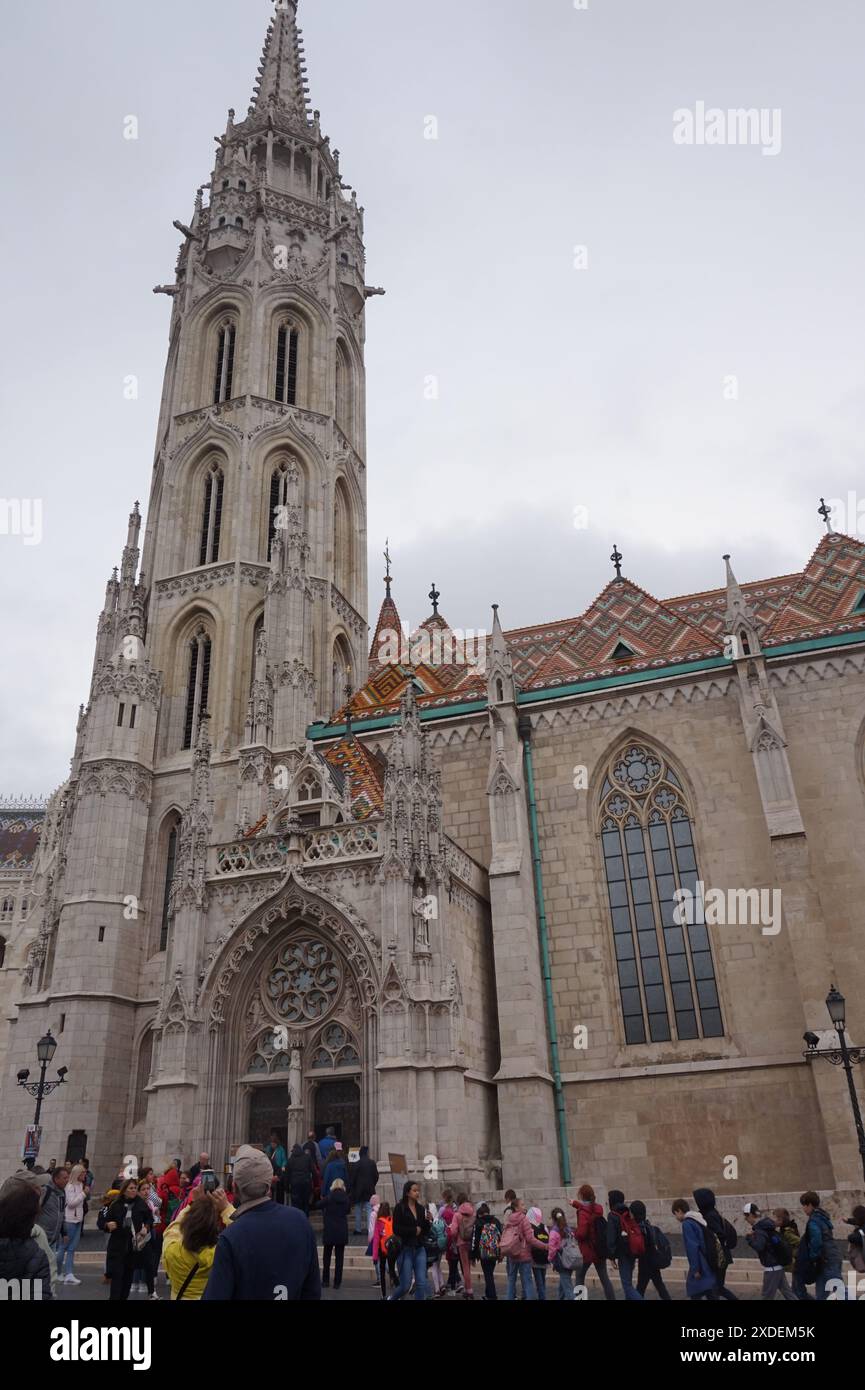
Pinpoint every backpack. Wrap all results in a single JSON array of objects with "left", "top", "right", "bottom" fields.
[
  {"left": 559, "top": 1229, "right": 581, "bottom": 1272},
  {"left": 620, "top": 1211, "right": 646, "bottom": 1259},
  {"left": 431, "top": 1218, "right": 447, "bottom": 1252},
  {"left": 649, "top": 1225, "right": 672, "bottom": 1270},
  {"left": 531, "top": 1224, "right": 550, "bottom": 1265},
  {"left": 458, "top": 1212, "right": 474, "bottom": 1243},
  {"left": 702, "top": 1225, "right": 725, "bottom": 1274},
  {"left": 766, "top": 1229, "right": 792, "bottom": 1268},
  {"left": 850, "top": 1230, "right": 865, "bottom": 1276},
  {"left": 479, "top": 1221, "right": 501, "bottom": 1261},
  {"left": 592, "top": 1213, "right": 611, "bottom": 1261},
  {"left": 721, "top": 1217, "right": 739, "bottom": 1253},
  {"left": 500, "top": 1220, "right": 526, "bottom": 1260}
]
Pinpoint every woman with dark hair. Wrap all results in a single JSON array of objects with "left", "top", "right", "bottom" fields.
[
  {"left": 388, "top": 1180, "right": 430, "bottom": 1301},
  {"left": 0, "top": 1181, "right": 52, "bottom": 1300},
  {"left": 104, "top": 1178, "right": 154, "bottom": 1301},
  {"left": 136, "top": 1178, "right": 164, "bottom": 1299},
  {"left": 163, "top": 1188, "right": 235, "bottom": 1300},
  {"left": 286, "top": 1144, "right": 314, "bottom": 1216}
]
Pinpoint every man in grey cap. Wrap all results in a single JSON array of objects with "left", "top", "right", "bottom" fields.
[
  {"left": 1, "top": 1170, "right": 58, "bottom": 1288},
  {"left": 202, "top": 1145, "right": 320, "bottom": 1301}
]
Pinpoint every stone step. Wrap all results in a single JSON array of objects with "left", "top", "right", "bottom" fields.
[{"left": 71, "top": 1249, "right": 855, "bottom": 1288}]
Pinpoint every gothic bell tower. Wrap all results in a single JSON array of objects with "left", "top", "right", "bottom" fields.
[{"left": 143, "top": 0, "right": 376, "bottom": 768}]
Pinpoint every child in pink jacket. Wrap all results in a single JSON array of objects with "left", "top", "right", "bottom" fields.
[{"left": 449, "top": 1194, "right": 476, "bottom": 1299}]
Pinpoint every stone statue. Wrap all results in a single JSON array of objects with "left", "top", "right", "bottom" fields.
[{"left": 288, "top": 1047, "right": 303, "bottom": 1109}]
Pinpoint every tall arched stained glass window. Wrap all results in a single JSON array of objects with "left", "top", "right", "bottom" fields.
[{"left": 599, "top": 742, "right": 724, "bottom": 1045}]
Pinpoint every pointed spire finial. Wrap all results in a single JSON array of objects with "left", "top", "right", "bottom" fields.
[
  {"left": 429, "top": 583, "right": 441, "bottom": 616},
  {"left": 611, "top": 545, "right": 623, "bottom": 581},
  {"left": 383, "top": 538, "right": 392, "bottom": 598},
  {"left": 252, "top": 0, "right": 310, "bottom": 123},
  {"left": 818, "top": 498, "right": 834, "bottom": 534}
]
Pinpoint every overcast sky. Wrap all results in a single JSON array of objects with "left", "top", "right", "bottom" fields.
[{"left": 1, "top": 0, "right": 863, "bottom": 794}]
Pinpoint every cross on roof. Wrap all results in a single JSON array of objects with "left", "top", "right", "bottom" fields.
[
  {"left": 611, "top": 545, "right": 623, "bottom": 581},
  {"left": 429, "top": 583, "right": 441, "bottom": 616},
  {"left": 818, "top": 498, "right": 834, "bottom": 534},
  {"left": 383, "top": 539, "right": 392, "bottom": 598}
]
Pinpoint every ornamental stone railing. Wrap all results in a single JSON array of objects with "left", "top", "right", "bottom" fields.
[{"left": 212, "top": 821, "right": 381, "bottom": 878}]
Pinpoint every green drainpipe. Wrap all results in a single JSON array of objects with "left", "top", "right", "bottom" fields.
[{"left": 519, "top": 713, "right": 572, "bottom": 1187}]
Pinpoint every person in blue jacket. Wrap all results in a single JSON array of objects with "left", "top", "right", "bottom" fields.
[
  {"left": 672, "top": 1199, "right": 717, "bottom": 1300},
  {"left": 798, "top": 1191, "right": 844, "bottom": 1301},
  {"left": 322, "top": 1143, "right": 348, "bottom": 1197},
  {"left": 202, "top": 1146, "right": 320, "bottom": 1301}
]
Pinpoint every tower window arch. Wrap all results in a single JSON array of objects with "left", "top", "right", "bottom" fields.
[
  {"left": 267, "top": 457, "right": 301, "bottom": 560},
  {"left": 332, "top": 636, "right": 352, "bottom": 716},
  {"left": 335, "top": 340, "right": 353, "bottom": 437},
  {"left": 199, "top": 462, "right": 224, "bottom": 566},
  {"left": 133, "top": 1028, "right": 154, "bottom": 1127},
  {"left": 182, "top": 627, "right": 212, "bottom": 750},
  {"left": 598, "top": 742, "right": 724, "bottom": 1046},
  {"left": 274, "top": 321, "right": 300, "bottom": 406},
  {"left": 158, "top": 816, "right": 181, "bottom": 952},
  {"left": 333, "top": 477, "right": 353, "bottom": 597},
  {"left": 213, "top": 319, "right": 237, "bottom": 403}
]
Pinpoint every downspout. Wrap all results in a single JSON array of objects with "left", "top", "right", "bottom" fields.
[{"left": 518, "top": 713, "right": 572, "bottom": 1186}]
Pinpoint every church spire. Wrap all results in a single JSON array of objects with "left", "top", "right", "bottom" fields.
[{"left": 251, "top": 1, "right": 311, "bottom": 124}]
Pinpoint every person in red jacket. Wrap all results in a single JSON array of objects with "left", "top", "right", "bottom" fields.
[{"left": 571, "top": 1184, "right": 616, "bottom": 1301}]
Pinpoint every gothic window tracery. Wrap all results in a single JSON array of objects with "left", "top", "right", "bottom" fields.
[
  {"left": 274, "top": 322, "right": 300, "bottom": 406},
  {"left": 267, "top": 458, "right": 300, "bottom": 560},
  {"left": 266, "top": 938, "right": 342, "bottom": 1024},
  {"left": 598, "top": 741, "right": 724, "bottom": 1046},
  {"left": 158, "top": 819, "right": 180, "bottom": 952},
  {"left": 310, "top": 1022, "right": 360, "bottom": 1069},
  {"left": 199, "top": 463, "right": 224, "bottom": 567},
  {"left": 182, "top": 628, "right": 212, "bottom": 750},
  {"left": 246, "top": 1029, "right": 294, "bottom": 1075},
  {"left": 213, "top": 320, "right": 236, "bottom": 403}
]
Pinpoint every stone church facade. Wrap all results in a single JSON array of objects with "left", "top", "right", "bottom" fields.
[{"left": 2, "top": 2, "right": 865, "bottom": 1207}]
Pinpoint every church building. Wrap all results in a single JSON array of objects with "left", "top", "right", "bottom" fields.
[{"left": 3, "top": 2, "right": 864, "bottom": 1209}]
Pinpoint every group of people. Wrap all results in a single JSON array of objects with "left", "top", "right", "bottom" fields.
[
  {"left": 2, "top": 1145, "right": 863, "bottom": 1303},
  {"left": 263, "top": 1128, "right": 379, "bottom": 1232}
]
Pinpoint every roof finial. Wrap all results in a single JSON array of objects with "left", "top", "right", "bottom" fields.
[
  {"left": 611, "top": 545, "right": 623, "bottom": 582},
  {"left": 383, "top": 538, "right": 392, "bottom": 598},
  {"left": 818, "top": 497, "right": 834, "bottom": 534},
  {"left": 429, "top": 582, "right": 441, "bottom": 616}
]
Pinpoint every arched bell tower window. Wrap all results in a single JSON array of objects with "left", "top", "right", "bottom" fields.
[
  {"left": 267, "top": 459, "right": 299, "bottom": 560},
  {"left": 158, "top": 818, "right": 180, "bottom": 952},
  {"left": 199, "top": 463, "right": 224, "bottom": 566},
  {"left": 213, "top": 320, "right": 236, "bottom": 404},
  {"left": 275, "top": 322, "right": 300, "bottom": 406},
  {"left": 332, "top": 637, "right": 352, "bottom": 717},
  {"left": 182, "top": 628, "right": 212, "bottom": 751},
  {"left": 335, "top": 341, "right": 353, "bottom": 437},
  {"left": 598, "top": 742, "right": 724, "bottom": 1046}
]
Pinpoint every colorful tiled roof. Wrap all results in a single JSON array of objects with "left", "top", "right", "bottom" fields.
[
  {"left": 0, "top": 810, "right": 45, "bottom": 872},
  {"left": 330, "top": 533, "right": 865, "bottom": 726},
  {"left": 323, "top": 738, "right": 386, "bottom": 820}
]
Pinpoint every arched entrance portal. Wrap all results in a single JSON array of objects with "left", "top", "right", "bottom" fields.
[
  {"left": 313, "top": 1079, "right": 361, "bottom": 1146},
  {"left": 200, "top": 878, "right": 380, "bottom": 1168}
]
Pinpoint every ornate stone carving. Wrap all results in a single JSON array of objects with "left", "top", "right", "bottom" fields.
[
  {"left": 206, "top": 874, "right": 380, "bottom": 1029},
  {"left": 77, "top": 761, "right": 152, "bottom": 804},
  {"left": 91, "top": 662, "right": 162, "bottom": 706},
  {"left": 155, "top": 565, "right": 236, "bottom": 600}
]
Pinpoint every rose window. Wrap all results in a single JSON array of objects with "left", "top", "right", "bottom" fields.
[{"left": 265, "top": 938, "right": 342, "bottom": 1024}]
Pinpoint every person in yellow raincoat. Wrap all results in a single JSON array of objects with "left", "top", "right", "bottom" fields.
[{"left": 162, "top": 1186, "right": 235, "bottom": 1300}]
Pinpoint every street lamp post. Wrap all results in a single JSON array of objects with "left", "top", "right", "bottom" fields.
[
  {"left": 16, "top": 1030, "right": 68, "bottom": 1170},
  {"left": 803, "top": 985, "right": 865, "bottom": 1185}
]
